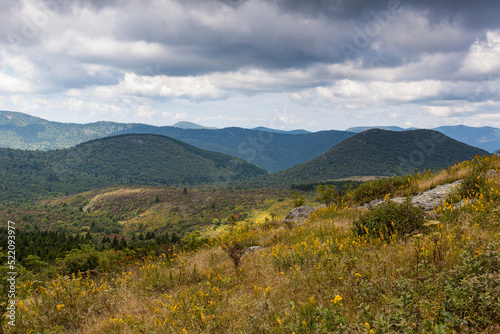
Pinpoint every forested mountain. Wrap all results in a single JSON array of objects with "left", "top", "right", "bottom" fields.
[
  {"left": 116, "top": 126, "right": 355, "bottom": 172},
  {"left": 0, "top": 110, "right": 354, "bottom": 172},
  {"left": 0, "top": 110, "right": 137, "bottom": 150},
  {"left": 346, "top": 125, "right": 500, "bottom": 153},
  {"left": 242, "top": 129, "right": 489, "bottom": 188},
  {"left": 0, "top": 134, "right": 267, "bottom": 204}
]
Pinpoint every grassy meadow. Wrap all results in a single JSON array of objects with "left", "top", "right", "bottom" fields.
[{"left": 3, "top": 155, "right": 500, "bottom": 333}]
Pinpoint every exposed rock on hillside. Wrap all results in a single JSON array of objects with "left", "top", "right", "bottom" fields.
[
  {"left": 285, "top": 179, "right": 468, "bottom": 224},
  {"left": 285, "top": 205, "right": 315, "bottom": 224},
  {"left": 363, "top": 180, "right": 463, "bottom": 212}
]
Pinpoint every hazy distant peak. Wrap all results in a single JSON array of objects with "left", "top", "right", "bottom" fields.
[
  {"left": 252, "top": 126, "right": 310, "bottom": 134},
  {"left": 172, "top": 121, "right": 217, "bottom": 130}
]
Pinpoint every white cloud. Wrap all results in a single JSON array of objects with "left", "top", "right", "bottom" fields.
[
  {"left": 44, "top": 30, "right": 166, "bottom": 62},
  {"left": 422, "top": 105, "right": 453, "bottom": 117},
  {"left": 460, "top": 30, "right": 500, "bottom": 76},
  {"left": 173, "top": 113, "right": 187, "bottom": 120},
  {"left": 298, "top": 79, "right": 445, "bottom": 105},
  {"left": 136, "top": 105, "right": 158, "bottom": 119},
  {"left": 65, "top": 98, "right": 84, "bottom": 111},
  {"left": 10, "top": 95, "right": 42, "bottom": 111}
]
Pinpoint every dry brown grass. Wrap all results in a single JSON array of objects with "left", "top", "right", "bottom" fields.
[
  {"left": 11, "top": 156, "right": 500, "bottom": 334},
  {"left": 416, "top": 167, "right": 471, "bottom": 193}
]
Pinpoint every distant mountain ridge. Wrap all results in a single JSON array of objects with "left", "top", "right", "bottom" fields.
[
  {"left": 0, "top": 111, "right": 354, "bottom": 172},
  {"left": 252, "top": 126, "right": 310, "bottom": 135},
  {"left": 172, "top": 121, "right": 218, "bottom": 130},
  {"left": 0, "top": 133, "right": 267, "bottom": 203},
  {"left": 0, "top": 111, "right": 498, "bottom": 174},
  {"left": 433, "top": 125, "right": 500, "bottom": 153},
  {"left": 242, "top": 129, "right": 489, "bottom": 188}
]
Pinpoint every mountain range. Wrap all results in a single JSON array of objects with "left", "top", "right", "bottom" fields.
[
  {"left": 0, "top": 111, "right": 353, "bottom": 172},
  {"left": 0, "top": 111, "right": 498, "bottom": 173}
]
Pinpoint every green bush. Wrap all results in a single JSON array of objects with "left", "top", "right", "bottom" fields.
[
  {"left": 315, "top": 185, "right": 340, "bottom": 207},
  {"left": 292, "top": 192, "right": 306, "bottom": 208},
  {"left": 181, "top": 231, "right": 208, "bottom": 252},
  {"left": 353, "top": 198, "right": 425, "bottom": 238},
  {"left": 21, "top": 255, "right": 48, "bottom": 273},
  {"left": 349, "top": 176, "right": 411, "bottom": 204},
  {"left": 62, "top": 245, "right": 99, "bottom": 275}
]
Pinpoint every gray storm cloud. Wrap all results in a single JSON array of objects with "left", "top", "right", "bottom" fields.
[{"left": 0, "top": 0, "right": 499, "bottom": 128}]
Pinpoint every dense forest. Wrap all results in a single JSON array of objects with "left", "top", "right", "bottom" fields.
[
  {"left": 0, "top": 134, "right": 267, "bottom": 204},
  {"left": 241, "top": 129, "right": 490, "bottom": 188}
]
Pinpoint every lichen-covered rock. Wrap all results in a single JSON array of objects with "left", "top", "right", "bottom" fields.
[
  {"left": 362, "top": 180, "right": 463, "bottom": 212},
  {"left": 285, "top": 205, "right": 314, "bottom": 224}
]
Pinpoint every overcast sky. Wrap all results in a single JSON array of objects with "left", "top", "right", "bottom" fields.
[{"left": 0, "top": 0, "right": 499, "bottom": 131}]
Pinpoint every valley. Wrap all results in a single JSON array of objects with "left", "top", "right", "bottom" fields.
[
  {"left": 0, "top": 114, "right": 498, "bottom": 333},
  {"left": 1, "top": 154, "right": 498, "bottom": 333}
]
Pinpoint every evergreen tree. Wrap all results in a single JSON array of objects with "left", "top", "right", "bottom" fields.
[{"left": 119, "top": 237, "right": 127, "bottom": 249}]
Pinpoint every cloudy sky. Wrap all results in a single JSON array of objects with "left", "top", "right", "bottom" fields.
[{"left": 0, "top": 0, "right": 499, "bottom": 131}]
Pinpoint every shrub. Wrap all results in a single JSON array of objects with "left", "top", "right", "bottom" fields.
[
  {"left": 353, "top": 198, "right": 425, "bottom": 238},
  {"left": 22, "top": 255, "right": 48, "bottom": 273},
  {"left": 62, "top": 245, "right": 99, "bottom": 275},
  {"left": 292, "top": 192, "right": 306, "bottom": 208},
  {"left": 315, "top": 185, "right": 340, "bottom": 207},
  {"left": 349, "top": 175, "right": 411, "bottom": 204},
  {"left": 181, "top": 231, "right": 208, "bottom": 252}
]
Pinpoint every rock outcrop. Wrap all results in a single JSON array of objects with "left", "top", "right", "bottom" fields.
[
  {"left": 284, "top": 180, "right": 467, "bottom": 226},
  {"left": 285, "top": 205, "right": 315, "bottom": 224},
  {"left": 363, "top": 180, "right": 463, "bottom": 212}
]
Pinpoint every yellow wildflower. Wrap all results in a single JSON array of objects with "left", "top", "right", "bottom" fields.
[
  {"left": 56, "top": 304, "right": 64, "bottom": 312},
  {"left": 331, "top": 295, "right": 343, "bottom": 304},
  {"left": 201, "top": 312, "right": 207, "bottom": 324}
]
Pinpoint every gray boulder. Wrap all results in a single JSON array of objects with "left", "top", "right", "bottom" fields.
[{"left": 285, "top": 205, "right": 314, "bottom": 224}]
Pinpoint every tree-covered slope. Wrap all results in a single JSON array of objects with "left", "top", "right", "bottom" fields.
[
  {"left": 243, "top": 129, "right": 489, "bottom": 188},
  {"left": 116, "top": 126, "right": 355, "bottom": 172},
  {"left": 0, "top": 134, "right": 267, "bottom": 204},
  {"left": 0, "top": 110, "right": 137, "bottom": 150},
  {"left": 0, "top": 110, "right": 355, "bottom": 172}
]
